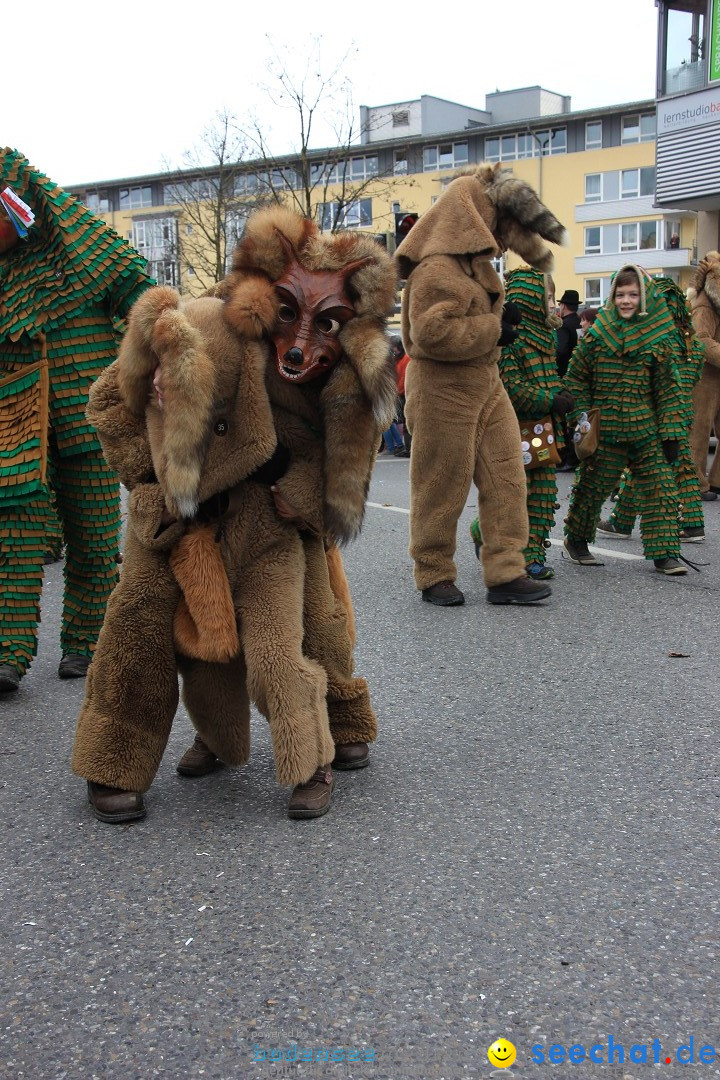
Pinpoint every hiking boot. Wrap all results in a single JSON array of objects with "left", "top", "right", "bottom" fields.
[
  {"left": 421, "top": 581, "right": 465, "bottom": 606},
  {"left": 87, "top": 781, "right": 146, "bottom": 823},
  {"left": 563, "top": 537, "right": 604, "bottom": 566},
  {"left": 654, "top": 557, "right": 688, "bottom": 576},
  {"left": 597, "top": 519, "right": 632, "bottom": 539},
  {"left": 332, "top": 742, "right": 369, "bottom": 770},
  {"left": 679, "top": 526, "right": 705, "bottom": 543},
  {"left": 486, "top": 576, "right": 552, "bottom": 604},
  {"left": 700, "top": 491, "right": 717, "bottom": 501},
  {"left": 287, "top": 766, "right": 334, "bottom": 819},
  {"left": 526, "top": 561, "right": 555, "bottom": 580},
  {"left": 176, "top": 735, "right": 220, "bottom": 777},
  {"left": 58, "top": 654, "right": 91, "bottom": 680},
  {"left": 0, "top": 665, "right": 21, "bottom": 694}
]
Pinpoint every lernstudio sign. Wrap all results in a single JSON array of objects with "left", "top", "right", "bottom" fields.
[{"left": 657, "top": 84, "right": 720, "bottom": 134}]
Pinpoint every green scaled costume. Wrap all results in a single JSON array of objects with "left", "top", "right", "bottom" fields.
[
  {"left": 607, "top": 277, "right": 705, "bottom": 537},
  {"left": 0, "top": 148, "right": 153, "bottom": 682},
  {"left": 470, "top": 266, "right": 563, "bottom": 576},
  {"left": 563, "top": 265, "right": 685, "bottom": 561}
]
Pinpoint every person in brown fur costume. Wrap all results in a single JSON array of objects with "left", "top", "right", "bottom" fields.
[
  {"left": 395, "top": 163, "right": 565, "bottom": 606},
  {"left": 71, "top": 206, "right": 397, "bottom": 822},
  {"left": 687, "top": 252, "right": 720, "bottom": 500}
]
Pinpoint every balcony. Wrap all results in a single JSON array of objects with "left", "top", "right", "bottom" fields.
[
  {"left": 576, "top": 196, "right": 693, "bottom": 223},
  {"left": 574, "top": 247, "right": 692, "bottom": 275}
]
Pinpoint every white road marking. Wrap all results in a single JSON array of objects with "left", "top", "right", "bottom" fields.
[{"left": 366, "top": 503, "right": 646, "bottom": 561}]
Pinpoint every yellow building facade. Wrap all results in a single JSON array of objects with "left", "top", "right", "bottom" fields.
[{"left": 68, "top": 88, "right": 699, "bottom": 307}]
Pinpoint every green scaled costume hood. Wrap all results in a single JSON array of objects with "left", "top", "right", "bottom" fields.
[
  {"left": 585, "top": 263, "right": 675, "bottom": 357},
  {"left": 0, "top": 148, "right": 152, "bottom": 342},
  {"left": 503, "top": 266, "right": 558, "bottom": 356}
]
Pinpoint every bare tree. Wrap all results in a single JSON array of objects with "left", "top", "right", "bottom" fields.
[
  {"left": 237, "top": 37, "right": 411, "bottom": 233},
  {"left": 162, "top": 109, "right": 269, "bottom": 293}
]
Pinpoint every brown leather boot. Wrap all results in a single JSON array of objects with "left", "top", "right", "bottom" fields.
[
  {"left": 287, "top": 765, "right": 334, "bottom": 819},
  {"left": 332, "top": 742, "right": 369, "bottom": 770},
  {"left": 87, "top": 782, "right": 146, "bottom": 823},
  {"left": 176, "top": 735, "right": 220, "bottom": 777}
]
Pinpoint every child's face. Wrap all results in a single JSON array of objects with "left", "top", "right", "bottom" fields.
[
  {"left": 614, "top": 283, "right": 640, "bottom": 319},
  {"left": 580, "top": 316, "right": 590, "bottom": 332}
]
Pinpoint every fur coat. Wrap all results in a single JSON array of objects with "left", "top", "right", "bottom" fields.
[
  {"left": 393, "top": 163, "right": 565, "bottom": 591},
  {"left": 688, "top": 252, "right": 720, "bottom": 369},
  {"left": 72, "top": 207, "right": 397, "bottom": 792}
]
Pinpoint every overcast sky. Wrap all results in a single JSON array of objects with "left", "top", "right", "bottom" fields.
[{"left": 4, "top": 0, "right": 659, "bottom": 188}]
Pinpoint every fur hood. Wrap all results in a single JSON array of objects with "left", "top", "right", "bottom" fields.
[
  {"left": 224, "top": 205, "right": 398, "bottom": 430},
  {"left": 395, "top": 163, "right": 566, "bottom": 279},
  {"left": 688, "top": 250, "right": 720, "bottom": 311}
]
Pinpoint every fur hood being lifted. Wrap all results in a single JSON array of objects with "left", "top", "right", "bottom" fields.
[{"left": 396, "top": 162, "right": 566, "bottom": 278}]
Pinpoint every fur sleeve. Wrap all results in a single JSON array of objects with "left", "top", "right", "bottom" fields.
[
  {"left": 407, "top": 259, "right": 501, "bottom": 363},
  {"left": 691, "top": 298, "right": 720, "bottom": 368},
  {"left": 86, "top": 362, "right": 155, "bottom": 489}
]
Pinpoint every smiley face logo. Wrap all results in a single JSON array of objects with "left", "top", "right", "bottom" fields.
[{"left": 488, "top": 1038, "right": 517, "bottom": 1068}]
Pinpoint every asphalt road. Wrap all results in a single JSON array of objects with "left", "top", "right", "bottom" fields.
[{"left": 1, "top": 459, "right": 718, "bottom": 1080}]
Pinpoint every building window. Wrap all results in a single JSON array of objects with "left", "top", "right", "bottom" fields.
[
  {"left": 132, "top": 217, "right": 178, "bottom": 284},
  {"left": 640, "top": 221, "right": 657, "bottom": 249},
  {"left": 585, "top": 174, "right": 603, "bottom": 203},
  {"left": 585, "top": 279, "right": 602, "bottom": 304},
  {"left": 84, "top": 191, "right": 110, "bottom": 214},
  {"left": 584, "top": 227, "right": 601, "bottom": 255},
  {"left": 163, "top": 178, "right": 216, "bottom": 204},
  {"left": 484, "top": 137, "right": 500, "bottom": 162},
  {"left": 664, "top": 220, "right": 681, "bottom": 248},
  {"left": 621, "top": 114, "right": 656, "bottom": 143},
  {"left": 621, "top": 223, "right": 639, "bottom": 251},
  {"left": 501, "top": 135, "right": 516, "bottom": 160},
  {"left": 619, "top": 220, "right": 660, "bottom": 251},
  {"left": 585, "top": 121, "right": 602, "bottom": 150},
  {"left": 394, "top": 151, "right": 408, "bottom": 175},
  {"left": 320, "top": 198, "right": 372, "bottom": 230},
  {"left": 392, "top": 110, "right": 410, "bottom": 127},
  {"left": 119, "top": 185, "right": 153, "bottom": 210},
  {"left": 621, "top": 166, "right": 656, "bottom": 198},
  {"left": 423, "top": 142, "right": 468, "bottom": 171},
  {"left": 661, "top": 3, "right": 707, "bottom": 95}
]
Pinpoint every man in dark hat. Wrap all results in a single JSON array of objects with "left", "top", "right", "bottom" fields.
[
  {"left": 555, "top": 288, "right": 582, "bottom": 471},
  {"left": 555, "top": 289, "right": 581, "bottom": 378}
]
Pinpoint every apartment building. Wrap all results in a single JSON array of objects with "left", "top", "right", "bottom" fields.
[{"left": 67, "top": 86, "right": 698, "bottom": 304}]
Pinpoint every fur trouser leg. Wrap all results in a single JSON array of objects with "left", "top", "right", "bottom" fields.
[
  {"left": 524, "top": 464, "right": 557, "bottom": 565},
  {"left": 302, "top": 535, "right": 377, "bottom": 747},
  {"left": 53, "top": 449, "right": 121, "bottom": 658},
  {"left": 689, "top": 368, "right": 720, "bottom": 491},
  {"left": 178, "top": 654, "right": 251, "bottom": 767},
  {"left": 473, "top": 388, "right": 529, "bottom": 587},
  {"left": 408, "top": 381, "right": 527, "bottom": 589},
  {"left": 236, "top": 532, "right": 335, "bottom": 787},
  {"left": 71, "top": 528, "right": 181, "bottom": 792},
  {"left": 0, "top": 496, "right": 50, "bottom": 675}
]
